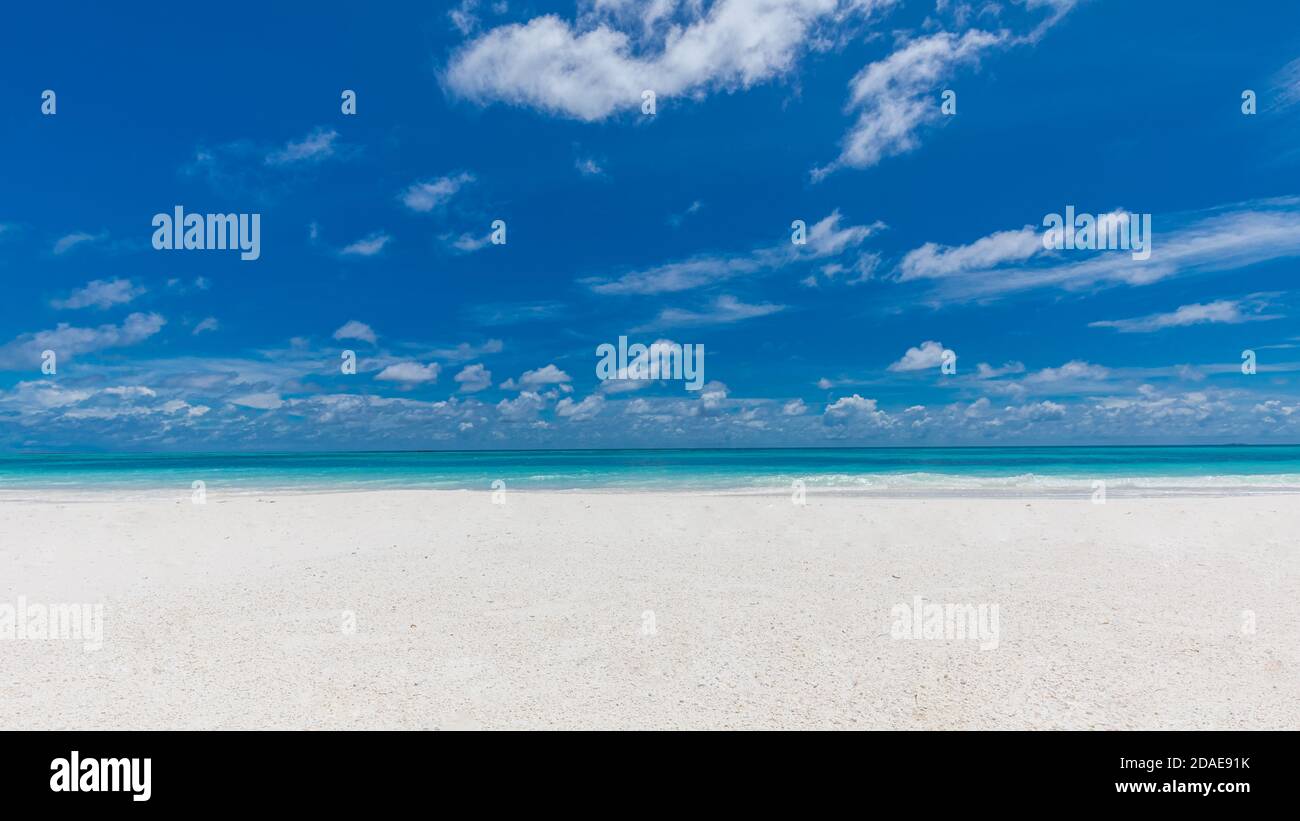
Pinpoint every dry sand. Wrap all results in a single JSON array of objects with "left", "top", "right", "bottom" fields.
[{"left": 1, "top": 489, "right": 1296, "bottom": 729}]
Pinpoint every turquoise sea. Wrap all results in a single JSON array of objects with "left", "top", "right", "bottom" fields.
[{"left": 2, "top": 446, "right": 1300, "bottom": 495}]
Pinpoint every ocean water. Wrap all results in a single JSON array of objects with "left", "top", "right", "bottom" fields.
[{"left": 1, "top": 446, "right": 1300, "bottom": 496}]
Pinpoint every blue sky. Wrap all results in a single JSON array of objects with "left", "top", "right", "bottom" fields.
[{"left": 1, "top": 0, "right": 1299, "bottom": 450}]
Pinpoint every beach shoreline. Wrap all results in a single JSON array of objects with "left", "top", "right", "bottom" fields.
[{"left": 2, "top": 489, "right": 1296, "bottom": 729}]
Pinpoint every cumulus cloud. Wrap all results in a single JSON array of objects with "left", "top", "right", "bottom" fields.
[
  {"left": 0, "top": 312, "right": 165, "bottom": 370},
  {"left": 556, "top": 394, "right": 605, "bottom": 420},
  {"left": 454, "top": 363, "right": 493, "bottom": 392},
  {"left": 823, "top": 393, "right": 891, "bottom": 426},
  {"left": 375, "top": 362, "right": 441, "bottom": 383},
  {"left": 444, "top": 1, "right": 895, "bottom": 122},
  {"left": 333, "top": 320, "right": 377, "bottom": 345},
  {"left": 501, "top": 364, "right": 571, "bottom": 390},
  {"left": 51, "top": 278, "right": 144, "bottom": 310},
  {"left": 497, "top": 390, "right": 545, "bottom": 421},
  {"left": 888, "top": 340, "right": 949, "bottom": 372}
]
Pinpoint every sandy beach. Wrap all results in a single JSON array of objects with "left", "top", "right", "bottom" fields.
[{"left": 1, "top": 489, "right": 1296, "bottom": 730}]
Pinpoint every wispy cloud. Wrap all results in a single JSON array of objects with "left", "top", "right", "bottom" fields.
[
  {"left": 1089, "top": 296, "right": 1282, "bottom": 333},
  {"left": 52, "top": 230, "right": 108, "bottom": 255},
  {"left": 444, "top": 230, "right": 491, "bottom": 253},
  {"left": 401, "top": 172, "right": 475, "bottom": 212},
  {"left": 340, "top": 232, "right": 392, "bottom": 257},
  {"left": 640, "top": 295, "right": 784, "bottom": 329},
  {"left": 668, "top": 200, "right": 703, "bottom": 228},
  {"left": 586, "top": 210, "right": 883, "bottom": 295},
  {"left": 1271, "top": 56, "right": 1300, "bottom": 109},
  {"left": 464, "top": 301, "right": 567, "bottom": 326},
  {"left": 265, "top": 128, "right": 339, "bottom": 165},
  {"left": 899, "top": 199, "right": 1300, "bottom": 302},
  {"left": 192, "top": 317, "right": 220, "bottom": 335},
  {"left": 898, "top": 226, "right": 1041, "bottom": 281},
  {"left": 51, "top": 278, "right": 144, "bottom": 310},
  {"left": 815, "top": 28, "right": 1006, "bottom": 179},
  {"left": 575, "top": 156, "right": 605, "bottom": 177}
]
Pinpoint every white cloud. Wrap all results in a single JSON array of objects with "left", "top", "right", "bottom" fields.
[
  {"left": 975, "top": 361, "right": 1026, "bottom": 379},
  {"left": 556, "top": 394, "right": 605, "bottom": 420},
  {"left": 502, "top": 364, "right": 571, "bottom": 390},
  {"left": 497, "top": 390, "right": 545, "bottom": 421},
  {"left": 340, "top": 232, "right": 392, "bottom": 256},
  {"left": 783, "top": 398, "right": 808, "bottom": 415},
  {"left": 333, "top": 320, "right": 377, "bottom": 345},
  {"left": 265, "top": 128, "right": 338, "bottom": 165},
  {"left": 888, "top": 340, "right": 948, "bottom": 372},
  {"left": 0, "top": 312, "right": 165, "bottom": 370},
  {"left": 375, "top": 361, "right": 441, "bottom": 383},
  {"left": 444, "top": 1, "right": 895, "bottom": 121},
  {"left": 52, "top": 231, "right": 107, "bottom": 255},
  {"left": 575, "top": 156, "right": 605, "bottom": 177},
  {"left": 445, "top": 231, "right": 492, "bottom": 253},
  {"left": 454, "top": 363, "right": 493, "bottom": 392},
  {"left": 1026, "top": 360, "right": 1110, "bottom": 383},
  {"left": 901, "top": 200, "right": 1300, "bottom": 303},
  {"left": 230, "top": 392, "right": 284, "bottom": 410},
  {"left": 401, "top": 172, "right": 475, "bottom": 212},
  {"left": 449, "top": 0, "right": 481, "bottom": 35},
  {"left": 814, "top": 29, "right": 1005, "bottom": 179},
  {"left": 1270, "top": 56, "right": 1300, "bottom": 109},
  {"left": 823, "top": 393, "right": 891, "bottom": 426},
  {"left": 51, "top": 278, "right": 144, "bottom": 310},
  {"left": 1088, "top": 298, "right": 1281, "bottom": 333},
  {"left": 425, "top": 338, "right": 504, "bottom": 361},
  {"left": 668, "top": 200, "right": 703, "bottom": 228},
  {"left": 587, "top": 210, "right": 882, "bottom": 295},
  {"left": 192, "top": 317, "right": 220, "bottom": 335},
  {"left": 898, "top": 226, "right": 1041, "bottom": 280},
  {"left": 644, "top": 295, "right": 784, "bottom": 328}
]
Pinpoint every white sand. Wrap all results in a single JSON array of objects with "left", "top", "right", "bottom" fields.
[{"left": 1, "top": 489, "right": 1296, "bottom": 729}]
